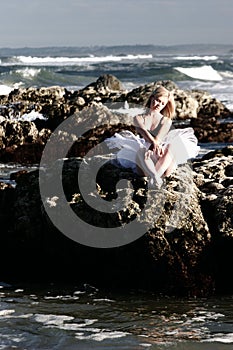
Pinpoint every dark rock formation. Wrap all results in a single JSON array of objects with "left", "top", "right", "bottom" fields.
[
  {"left": 0, "top": 78, "right": 232, "bottom": 163},
  {"left": 192, "top": 146, "right": 233, "bottom": 293},
  {"left": 0, "top": 146, "right": 232, "bottom": 296},
  {"left": 0, "top": 76, "right": 231, "bottom": 124},
  {"left": 0, "top": 76, "right": 232, "bottom": 295},
  {"left": 191, "top": 116, "right": 233, "bottom": 143}
]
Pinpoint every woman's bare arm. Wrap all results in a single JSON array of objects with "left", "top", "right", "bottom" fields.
[
  {"left": 134, "top": 114, "right": 156, "bottom": 145},
  {"left": 155, "top": 116, "right": 172, "bottom": 142}
]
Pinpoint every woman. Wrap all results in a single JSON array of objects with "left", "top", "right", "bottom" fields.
[{"left": 105, "top": 86, "right": 199, "bottom": 187}]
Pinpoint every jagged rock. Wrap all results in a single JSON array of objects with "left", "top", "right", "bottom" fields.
[
  {"left": 71, "top": 74, "right": 126, "bottom": 105},
  {"left": 191, "top": 117, "right": 233, "bottom": 142},
  {"left": 0, "top": 146, "right": 233, "bottom": 295},
  {"left": 0, "top": 77, "right": 232, "bottom": 163},
  {"left": 0, "top": 119, "right": 50, "bottom": 163},
  {"left": 191, "top": 90, "right": 230, "bottom": 117},
  {"left": 0, "top": 72, "right": 232, "bottom": 295},
  {"left": 123, "top": 81, "right": 199, "bottom": 119},
  {"left": 2, "top": 149, "right": 231, "bottom": 296},
  {"left": 173, "top": 88, "right": 199, "bottom": 119},
  {"left": 1, "top": 76, "right": 230, "bottom": 123},
  {"left": 192, "top": 146, "right": 233, "bottom": 293},
  {"left": 0, "top": 181, "right": 15, "bottom": 251},
  {"left": 192, "top": 146, "right": 233, "bottom": 233},
  {"left": 93, "top": 74, "right": 124, "bottom": 92},
  {"left": 0, "top": 119, "right": 38, "bottom": 148}
]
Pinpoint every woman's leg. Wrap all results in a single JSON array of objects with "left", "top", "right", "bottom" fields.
[
  {"left": 136, "top": 148, "right": 154, "bottom": 176},
  {"left": 136, "top": 145, "right": 177, "bottom": 186},
  {"left": 136, "top": 148, "right": 162, "bottom": 186},
  {"left": 163, "top": 159, "right": 177, "bottom": 177},
  {"left": 155, "top": 145, "right": 176, "bottom": 178}
]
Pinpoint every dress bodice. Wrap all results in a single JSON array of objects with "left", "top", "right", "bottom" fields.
[{"left": 148, "top": 115, "right": 171, "bottom": 139}]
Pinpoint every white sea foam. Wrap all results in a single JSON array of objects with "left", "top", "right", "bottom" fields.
[
  {"left": 20, "top": 110, "right": 47, "bottom": 121},
  {"left": 16, "top": 67, "right": 41, "bottom": 78},
  {"left": 44, "top": 295, "right": 80, "bottom": 300},
  {"left": 93, "top": 298, "right": 115, "bottom": 302},
  {"left": 204, "top": 333, "right": 233, "bottom": 343},
  {"left": 55, "top": 323, "right": 99, "bottom": 332},
  {"left": 75, "top": 330, "right": 129, "bottom": 341},
  {"left": 73, "top": 290, "right": 86, "bottom": 295},
  {"left": 34, "top": 313, "right": 74, "bottom": 326},
  {"left": 175, "top": 55, "right": 218, "bottom": 61},
  {"left": 6, "top": 54, "right": 153, "bottom": 66},
  {"left": 174, "top": 65, "right": 222, "bottom": 81},
  {"left": 0, "top": 83, "right": 23, "bottom": 95},
  {"left": 139, "top": 344, "right": 152, "bottom": 347},
  {"left": 123, "top": 81, "right": 138, "bottom": 91},
  {"left": 32, "top": 313, "right": 128, "bottom": 341},
  {"left": 34, "top": 313, "right": 98, "bottom": 330},
  {"left": 0, "top": 309, "right": 15, "bottom": 316},
  {"left": 220, "top": 70, "right": 233, "bottom": 79},
  {"left": 0, "top": 84, "right": 14, "bottom": 95}
]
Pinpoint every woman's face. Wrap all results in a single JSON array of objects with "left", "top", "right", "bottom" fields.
[{"left": 150, "top": 94, "right": 168, "bottom": 112}]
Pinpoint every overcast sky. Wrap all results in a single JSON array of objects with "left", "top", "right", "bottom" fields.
[{"left": 0, "top": 0, "right": 232, "bottom": 48}]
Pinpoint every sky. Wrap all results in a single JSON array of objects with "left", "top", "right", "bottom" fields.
[{"left": 0, "top": 0, "right": 232, "bottom": 48}]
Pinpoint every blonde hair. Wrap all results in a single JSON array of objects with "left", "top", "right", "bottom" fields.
[{"left": 146, "top": 86, "right": 175, "bottom": 119}]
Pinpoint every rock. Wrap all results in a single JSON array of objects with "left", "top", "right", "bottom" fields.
[
  {"left": 94, "top": 74, "right": 124, "bottom": 92},
  {"left": 0, "top": 119, "right": 50, "bottom": 163},
  {"left": 119, "top": 80, "right": 231, "bottom": 122},
  {"left": 72, "top": 74, "right": 126, "bottom": 105},
  {"left": 191, "top": 117, "right": 233, "bottom": 143},
  {"left": 0, "top": 72, "right": 232, "bottom": 295},
  {"left": 173, "top": 88, "right": 199, "bottom": 119},
  {"left": 0, "top": 78, "right": 232, "bottom": 164},
  {"left": 192, "top": 146, "right": 233, "bottom": 232},
  {"left": 191, "top": 90, "right": 231, "bottom": 118},
  {"left": 0, "top": 155, "right": 213, "bottom": 296},
  {"left": 0, "top": 119, "right": 38, "bottom": 148},
  {"left": 192, "top": 146, "right": 233, "bottom": 293},
  {"left": 1, "top": 146, "right": 233, "bottom": 295},
  {"left": 0, "top": 181, "right": 15, "bottom": 256},
  {"left": 0, "top": 77, "right": 231, "bottom": 124},
  {"left": 0, "top": 86, "right": 71, "bottom": 124},
  {"left": 125, "top": 80, "right": 177, "bottom": 106}
]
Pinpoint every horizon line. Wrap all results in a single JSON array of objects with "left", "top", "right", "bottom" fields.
[{"left": 0, "top": 43, "right": 232, "bottom": 50}]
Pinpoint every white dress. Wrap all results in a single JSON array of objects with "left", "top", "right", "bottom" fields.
[{"left": 105, "top": 116, "right": 200, "bottom": 174}]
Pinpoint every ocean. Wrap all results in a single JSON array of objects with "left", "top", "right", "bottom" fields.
[
  {"left": 0, "top": 44, "right": 233, "bottom": 349},
  {"left": 0, "top": 44, "right": 233, "bottom": 111},
  {"left": 1, "top": 283, "right": 233, "bottom": 349}
]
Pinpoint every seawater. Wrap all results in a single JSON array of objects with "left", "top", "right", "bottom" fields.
[
  {"left": 0, "top": 283, "right": 233, "bottom": 349},
  {"left": 0, "top": 44, "right": 233, "bottom": 110}
]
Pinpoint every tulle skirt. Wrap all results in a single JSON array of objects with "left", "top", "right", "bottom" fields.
[{"left": 105, "top": 127, "right": 200, "bottom": 172}]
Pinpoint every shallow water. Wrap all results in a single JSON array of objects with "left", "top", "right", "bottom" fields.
[
  {"left": 0, "top": 163, "right": 38, "bottom": 186},
  {"left": 0, "top": 283, "right": 233, "bottom": 349}
]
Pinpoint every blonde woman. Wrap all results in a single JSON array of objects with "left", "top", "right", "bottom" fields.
[{"left": 106, "top": 86, "right": 199, "bottom": 187}]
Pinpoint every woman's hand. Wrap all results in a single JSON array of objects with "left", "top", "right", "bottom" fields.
[
  {"left": 150, "top": 140, "right": 164, "bottom": 157},
  {"left": 145, "top": 149, "right": 154, "bottom": 160},
  {"left": 155, "top": 144, "right": 164, "bottom": 157}
]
